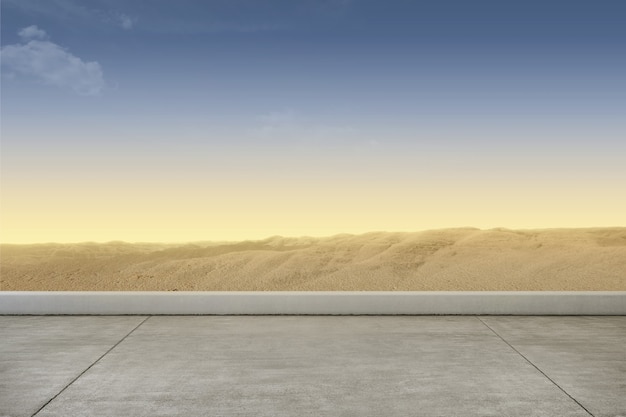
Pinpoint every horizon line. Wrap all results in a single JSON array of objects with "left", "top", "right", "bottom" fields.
[{"left": 2, "top": 226, "right": 625, "bottom": 246}]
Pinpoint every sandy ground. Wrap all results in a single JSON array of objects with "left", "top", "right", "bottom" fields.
[{"left": 1, "top": 228, "right": 625, "bottom": 291}]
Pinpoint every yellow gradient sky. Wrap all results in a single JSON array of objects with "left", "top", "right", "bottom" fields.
[{"left": 2, "top": 144, "right": 625, "bottom": 243}]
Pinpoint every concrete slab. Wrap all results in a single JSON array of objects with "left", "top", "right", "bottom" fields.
[
  {"left": 0, "top": 316, "right": 147, "bottom": 417},
  {"left": 2, "top": 291, "right": 625, "bottom": 315},
  {"left": 481, "top": 316, "right": 626, "bottom": 417},
  {"left": 4, "top": 316, "right": 595, "bottom": 417},
  {"left": 3, "top": 316, "right": 624, "bottom": 416}
]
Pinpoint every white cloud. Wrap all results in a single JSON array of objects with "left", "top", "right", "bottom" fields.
[
  {"left": 251, "top": 109, "right": 359, "bottom": 145},
  {"left": 118, "top": 13, "right": 134, "bottom": 30},
  {"left": 258, "top": 109, "right": 298, "bottom": 133},
  {"left": 103, "top": 12, "right": 136, "bottom": 30},
  {"left": 18, "top": 25, "right": 48, "bottom": 40},
  {"left": 4, "top": 0, "right": 136, "bottom": 31},
  {"left": 1, "top": 27, "right": 105, "bottom": 95}
]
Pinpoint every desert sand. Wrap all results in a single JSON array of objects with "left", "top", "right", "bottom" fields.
[{"left": 1, "top": 228, "right": 625, "bottom": 291}]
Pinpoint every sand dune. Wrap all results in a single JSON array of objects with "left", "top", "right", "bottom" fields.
[{"left": 1, "top": 228, "right": 625, "bottom": 291}]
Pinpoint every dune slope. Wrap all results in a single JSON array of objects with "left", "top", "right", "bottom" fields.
[{"left": 1, "top": 228, "right": 625, "bottom": 291}]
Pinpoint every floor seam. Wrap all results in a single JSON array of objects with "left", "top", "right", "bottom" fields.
[
  {"left": 30, "top": 316, "right": 151, "bottom": 417},
  {"left": 475, "top": 316, "right": 595, "bottom": 417}
]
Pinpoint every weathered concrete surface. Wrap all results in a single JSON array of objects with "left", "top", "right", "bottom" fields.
[
  {"left": 0, "top": 316, "right": 147, "bottom": 417},
  {"left": 481, "top": 316, "right": 626, "bottom": 417},
  {"left": 3, "top": 316, "right": 623, "bottom": 416}
]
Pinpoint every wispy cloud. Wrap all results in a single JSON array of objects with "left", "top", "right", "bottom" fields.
[
  {"left": 117, "top": 13, "right": 135, "bottom": 30},
  {"left": 1, "top": 26, "right": 105, "bottom": 95},
  {"left": 3, "top": 0, "right": 353, "bottom": 35},
  {"left": 257, "top": 109, "right": 299, "bottom": 134},
  {"left": 3, "top": 0, "right": 136, "bottom": 31},
  {"left": 18, "top": 25, "right": 48, "bottom": 40},
  {"left": 251, "top": 109, "right": 359, "bottom": 146},
  {"left": 101, "top": 11, "right": 136, "bottom": 30}
]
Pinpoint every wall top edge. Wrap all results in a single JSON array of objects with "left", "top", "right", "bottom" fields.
[{"left": 2, "top": 291, "right": 625, "bottom": 296}]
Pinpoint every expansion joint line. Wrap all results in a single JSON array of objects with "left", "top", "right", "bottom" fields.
[
  {"left": 31, "top": 316, "right": 151, "bottom": 417},
  {"left": 476, "top": 317, "right": 595, "bottom": 417}
]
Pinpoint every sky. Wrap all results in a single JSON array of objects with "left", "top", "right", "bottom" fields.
[{"left": 1, "top": 0, "right": 625, "bottom": 243}]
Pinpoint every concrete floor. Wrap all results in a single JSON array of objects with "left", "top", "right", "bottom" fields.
[{"left": 0, "top": 316, "right": 624, "bottom": 417}]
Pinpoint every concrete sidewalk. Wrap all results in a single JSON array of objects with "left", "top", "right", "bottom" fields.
[{"left": 1, "top": 316, "right": 624, "bottom": 417}]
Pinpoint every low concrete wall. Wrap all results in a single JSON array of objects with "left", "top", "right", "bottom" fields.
[{"left": 1, "top": 291, "right": 624, "bottom": 315}]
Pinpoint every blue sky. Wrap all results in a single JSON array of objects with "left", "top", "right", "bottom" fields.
[
  {"left": 2, "top": 0, "right": 625, "bottom": 145},
  {"left": 1, "top": 0, "right": 625, "bottom": 242}
]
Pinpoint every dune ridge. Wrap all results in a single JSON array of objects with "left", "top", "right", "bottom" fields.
[{"left": 1, "top": 228, "right": 625, "bottom": 291}]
